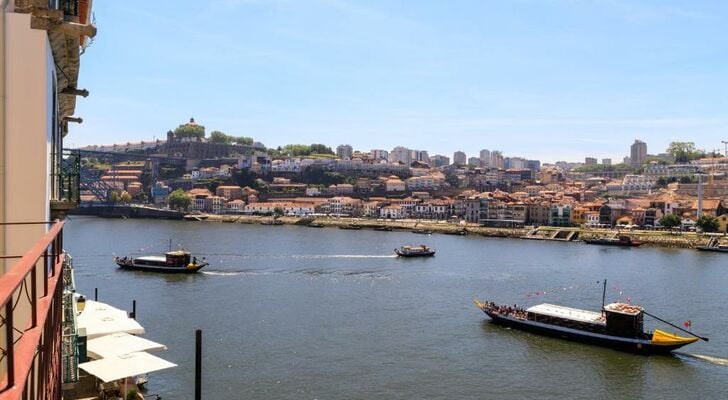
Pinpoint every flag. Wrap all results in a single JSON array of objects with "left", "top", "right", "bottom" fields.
[{"left": 684, "top": 320, "right": 692, "bottom": 328}]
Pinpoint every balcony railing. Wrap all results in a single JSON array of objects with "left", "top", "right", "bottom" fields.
[{"left": 0, "top": 221, "right": 65, "bottom": 400}]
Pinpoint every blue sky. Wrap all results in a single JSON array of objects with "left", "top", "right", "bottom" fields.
[{"left": 72, "top": 0, "right": 728, "bottom": 163}]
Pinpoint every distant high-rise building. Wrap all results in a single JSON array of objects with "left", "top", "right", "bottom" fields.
[
  {"left": 429, "top": 155, "right": 450, "bottom": 167},
  {"left": 602, "top": 158, "right": 612, "bottom": 166},
  {"left": 527, "top": 160, "right": 541, "bottom": 171},
  {"left": 506, "top": 156, "right": 527, "bottom": 169},
  {"left": 336, "top": 144, "right": 353, "bottom": 160},
  {"left": 491, "top": 151, "right": 504, "bottom": 169},
  {"left": 453, "top": 151, "right": 467, "bottom": 166},
  {"left": 370, "top": 149, "right": 388, "bottom": 161},
  {"left": 415, "top": 150, "right": 429, "bottom": 163},
  {"left": 479, "top": 149, "right": 490, "bottom": 166},
  {"left": 623, "top": 156, "right": 631, "bottom": 165},
  {"left": 468, "top": 157, "right": 481, "bottom": 167},
  {"left": 389, "top": 146, "right": 411, "bottom": 165},
  {"left": 585, "top": 157, "right": 597, "bottom": 165},
  {"left": 630, "top": 140, "right": 647, "bottom": 168}
]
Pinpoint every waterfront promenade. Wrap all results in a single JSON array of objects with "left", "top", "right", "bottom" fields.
[{"left": 193, "top": 214, "right": 716, "bottom": 249}]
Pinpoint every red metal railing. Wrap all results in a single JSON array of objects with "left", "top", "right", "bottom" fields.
[{"left": 0, "top": 221, "right": 65, "bottom": 400}]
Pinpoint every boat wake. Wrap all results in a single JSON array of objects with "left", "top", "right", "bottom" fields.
[
  {"left": 674, "top": 352, "right": 728, "bottom": 366},
  {"left": 291, "top": 254, "right": 397, "bottom": 259},
  {"left": 201, "top": 270, "right": 245, "bottom": 276}
]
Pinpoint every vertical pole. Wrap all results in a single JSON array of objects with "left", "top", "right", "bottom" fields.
[
  {"left": 5, "top": 302, "right": 14, "bottom": 389},
  {"left": 131, "top": 299, "right": 136, "bottom": 319},
  {"left": 195, "top": 329, "right": 202, "bottom": 400},
  {"left": 601, "top": 279, "right": 607, "bottom": 312},
  {"left": 94, "top": 287, "right": 97, "bottom": 301}
]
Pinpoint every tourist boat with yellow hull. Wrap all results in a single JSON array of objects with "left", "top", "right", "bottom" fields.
[
  {"left": 474, "top": 281, "right": 706, "bottom": 354},
  {"left": 115, "top": 250, "right": 208, "bottom": 273}
]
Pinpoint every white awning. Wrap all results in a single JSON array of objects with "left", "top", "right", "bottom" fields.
[
  {"left": 77, "top": 300, "right": 145, "bottom": 339},
  {"left": 79, "top": 352, "right": 177, "bottom": 383},
  {"left": 87, "top": 332, "right": 167, "bottom": 359}
]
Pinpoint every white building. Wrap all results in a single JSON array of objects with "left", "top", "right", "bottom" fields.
[
  {"left": 336, "top": 144, "right": 353, "bottom": 160},
  {"left": 371, "top": 149, "right": 389, "bottom": 161},
  {"left": 389, "top": 146, "right": 412, "bottom": 165}
]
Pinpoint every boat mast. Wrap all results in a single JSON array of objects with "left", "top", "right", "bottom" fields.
[
  {"left": 169, "top": 238, "right": 172, "bottom": 252},
  {"left": 601, "top": 279, "right": 607, "bottom": 313},
  {"left": 642, "top": 310, "right": 709, "bottom": 342}
]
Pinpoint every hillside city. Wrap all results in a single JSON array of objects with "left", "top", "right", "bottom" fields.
[{"left": 76, "top": 118, "right": 726, "bottom": 232}]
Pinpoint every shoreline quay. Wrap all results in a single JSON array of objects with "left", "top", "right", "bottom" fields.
[{"left": 191, "top": 214, "right": 715, "bottom": 249}]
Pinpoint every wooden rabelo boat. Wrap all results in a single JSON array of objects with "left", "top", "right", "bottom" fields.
[
  {"left": 394, "top": 245, "right": 436, "bottom": 257},
  {"left": 583, "top": 235, "right": 643, "bottom": 247},
  {"left": 475, "top": 284, "right": 706, "bottom": 354},
  {"left": 115, "top": 250, "right": 208, "bottom": 273}
]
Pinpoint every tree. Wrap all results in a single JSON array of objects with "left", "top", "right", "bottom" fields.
[
  {"left": 309, "top": 143, "right": 334, "bottom": 155},
  {"left": 666, "top": 142, "right": 701, "bottom": 163},
  {"left": 119, "top": 191, "right": 132, "bottom": 204},
  {"left": 209, "top": 130, "right": 232, "bottom": 144},
  {"left": 109, "top": 190, "right": 121, "bottom": 204},
  {"left": 696, "top": 215, "right": 719, "bottom": 233},
  {"left": 659, "top": 213, "right": 681, "bottom": 229},
  {"left": 273, "top": 207, "right": 284, "bottom": 217},
  {"left": 281, "top": 144, "right": 312, "bottom": 156},
  {"left": 173, "top": 119, "right": 205, "bottom": 140},
  {"left": 169, "top": 188, "right": 191, "bottom": 211},
  {"left": 233, "top": 136, "right": 254, "bottom": 145},
  {"left": 679, "top": 176, "right": 693, "bottom": 184}
]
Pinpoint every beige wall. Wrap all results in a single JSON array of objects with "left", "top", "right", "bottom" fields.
[{"left": 2, "top": 12, "right": 54, "bottom": 266}]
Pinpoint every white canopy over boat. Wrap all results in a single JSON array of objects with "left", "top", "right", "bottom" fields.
[
  {"left": 77, "top": 300, "right": 145, "bottom": 339},
  {"left": 527, "top": 303, "right": 604, "bottom": 324},
  {"left": 79, "top": 352, "right": 177, "bottom": 383},
  {"left": 87, "top": 332, "right": 167, "bottom": 359}
]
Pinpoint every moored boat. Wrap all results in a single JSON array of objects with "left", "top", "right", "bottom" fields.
[
  {"left": 373, "top": 226, "right": 393, "bottom": 231},
  {"left": 307, "top": 222, "right": 325, "bottom": 228},
  {"left": 696, "top": 237, "right": 728, "bottom": 252},
  {"left": 114, "top": 250, "right": 208, "bottom": 273},
  {"left": 474, "top": 283, "right": 706, "bottom": 354},
  {"left": 412, "top": 229, "right": 433, "bottom": 235},
  {"left": 443, "top": 229, "right": 467, "bottom": 236},
  {"left": 394, "top": 245, "right": 436, "bottom": 257},
  {"left": 583, "top": 235, "right": 643, "bottom": 247},
  {"left": 261, "top": 218, "right": 283, "bottom": 225},
  {"left": 339, "top": 224, "right": 363, "bottom": 230}
]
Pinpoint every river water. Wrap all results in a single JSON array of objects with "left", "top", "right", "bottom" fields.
[{"left": 65, "top": 217, "right": 728, "bottom": 399}]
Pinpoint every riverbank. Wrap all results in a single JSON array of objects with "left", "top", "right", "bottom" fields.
[{"left": 191, "top": 214, "right": 716, "bottom": 249}]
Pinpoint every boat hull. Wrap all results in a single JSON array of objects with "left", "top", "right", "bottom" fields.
[
  {"left": 115, "top": 260, "right": 207, "bottom": 273},
  {"left": 394, "top": 249, "right": 435, "bottom": 257},
  {"left": 583, "top": 239, "right": 643, "bottom": 247},
  {"left": 696, "top": 246, "right": 728, "bottom": 252},
  {"left": 483, "top": 311, "right": 689, "bottom": 355}
]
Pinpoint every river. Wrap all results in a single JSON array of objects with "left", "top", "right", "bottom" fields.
[{"left": 65, "top": 217, "right": 728, "bottom": 399}]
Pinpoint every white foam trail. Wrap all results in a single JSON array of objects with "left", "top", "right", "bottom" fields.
[
  {"left": 675, "top": 352, "right": 728, "bottom": 366},
  {"left": 201, "top": 271, "right": 244, "bottom": 276}
]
